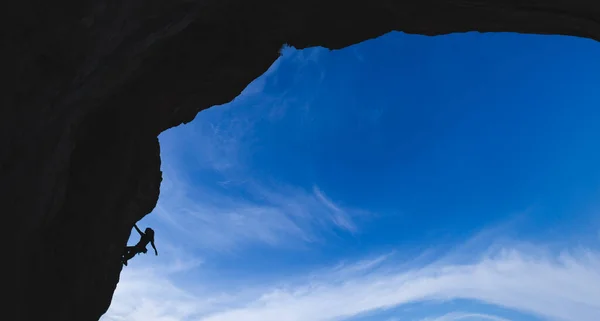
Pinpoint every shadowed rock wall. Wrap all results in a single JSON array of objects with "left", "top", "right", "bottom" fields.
[{"left": 3, "top": 1, "right": 599, "bottom": 320}]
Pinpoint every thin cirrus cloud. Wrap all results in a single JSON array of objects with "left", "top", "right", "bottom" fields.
[
  {"left": 154, "top": 79, "right": 364, "bottom": 251},
  {"left": 152, "top": 160, "right": 364, "bottom": 251},
  {"left": 419, "top": 312, "right": 513, "bottom": 321},
  {"left": 102, "top": 236, "right": 600, "bottom": 321}
]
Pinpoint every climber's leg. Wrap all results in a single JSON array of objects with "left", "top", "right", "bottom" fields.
[{"left": 122, "top": 246, "right": 138, "bottom": 265}]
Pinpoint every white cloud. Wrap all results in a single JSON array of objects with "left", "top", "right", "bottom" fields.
[
  {"left": 153, "top": 57, "right": 363, "bottom": 252},
  {"left": 102, "top": 259, "right": 230, "bottom": 321},
  {"left": 419, "top": 312, "right": 512, "bottom": 321},
  {"left": 151, "top": 163, "right": 364, "bottom": 251},
  {"left": 103, "top": 239, "right": 600, "bottom": 321},
  {"left": 195, "top": 246, "right": 600, "bottom": 321},
  {"left": 313, "top": 185, "right": 357, "bottom": 232}
]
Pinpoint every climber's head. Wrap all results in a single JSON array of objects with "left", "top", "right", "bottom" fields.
[{"left": 145, "top": 227, "right": 154, "bottom": 237}]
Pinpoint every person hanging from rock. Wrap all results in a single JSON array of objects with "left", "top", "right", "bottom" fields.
[{"left": 122, "top": 223, "right": 158, "bottom": 266}]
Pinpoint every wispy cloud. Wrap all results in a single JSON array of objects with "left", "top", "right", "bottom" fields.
[
  {"left": 313, "top": 185, "right": 357, "bottom": 233},
  {"left": 152, "top": 161, "right": 364, "bottom": 251},
  {"left": 103, "top": 238, "right": 600, "bottom": 321},
  {"left": 103, "top": 257, "right": 228, "bottom": 321},
  {"left": 419, "top": 312, "right": 512, "bottom": 321},
  {"left": 196, "top": 245, "right": 600, "bottom": 321}
]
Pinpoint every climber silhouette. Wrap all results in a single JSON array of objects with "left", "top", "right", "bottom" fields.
[{"left": 122, "top": 223, "right": 158, "bottom": 266}]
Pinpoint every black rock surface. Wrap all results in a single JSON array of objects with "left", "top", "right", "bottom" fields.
[{"left": 3, "top": 1, "right": 599, "bottom": 320}]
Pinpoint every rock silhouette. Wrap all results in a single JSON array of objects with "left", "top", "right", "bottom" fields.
[{"left": 3, "top": 1, "right": 600, "bottom": 320}]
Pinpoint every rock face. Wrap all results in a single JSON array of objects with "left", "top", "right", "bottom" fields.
[{"left": 3, "top": 1, "right": 600, "bottom": 320}]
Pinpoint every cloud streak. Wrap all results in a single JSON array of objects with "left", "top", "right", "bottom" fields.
[
  {"left": 420, "top": 312, "right": 512, "bottom": 321},
  {"left": 197, "top": 245, "right": 600, "bottom": 321},
  {"left": 152, "top": 162, "right": 364, "bottom": 251},
  {"left": 103, "top": 238, "right": 600, "bottom": 321}
]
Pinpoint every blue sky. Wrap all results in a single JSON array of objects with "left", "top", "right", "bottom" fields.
[{"left": 102, "top": 32, "right": 600, "bottom": 321}]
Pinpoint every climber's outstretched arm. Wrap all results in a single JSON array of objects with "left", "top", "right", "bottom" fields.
[{"left": 134, "top": 224, "right": 143, "bottom": 236}]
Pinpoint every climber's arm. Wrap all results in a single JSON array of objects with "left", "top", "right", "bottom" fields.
[{"left": 133, "top": 224, "right": 143, "bottom": 236}]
